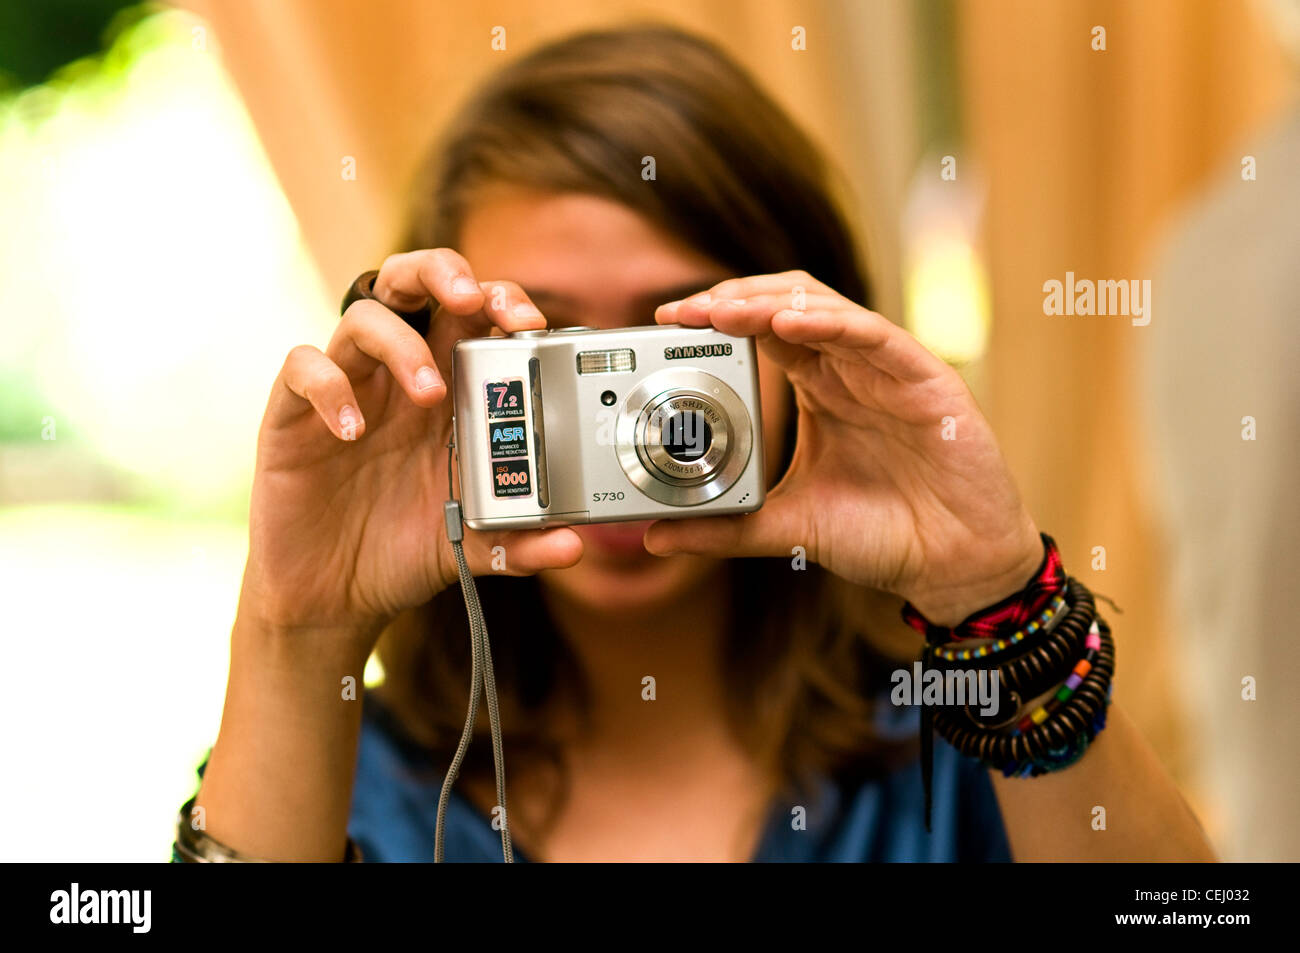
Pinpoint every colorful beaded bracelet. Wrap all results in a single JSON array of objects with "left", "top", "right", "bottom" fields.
[
  {"left": 998, "top": 684, "right": 1113, "bottom": 778},
  {"left": 931, "top": 577, "right": 1096, "bottom": 711},
  {"left": 941, "top": 665, "right": 1111, "bottom": 773},
  {"left": 1011, "top": 618, "right": 1114, "bottom": 764},
  {"left": 988, "top": 579, "right": 1097, "bottom": 700},
  {"left": 935, "top": 613, "right": 1115, "bottom": 769},
  {"left": 1011, "top": 620, "right": 1102, "bottom": 734},
  {"left": 914, "top": 567, "right": 1114, "bottom": 828},
  {"left": 932, "top": 589, "right": 1068, "bottom": 663}
]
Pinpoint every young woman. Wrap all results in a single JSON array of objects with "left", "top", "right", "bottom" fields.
[{"left": 180, "top": 25, "right": 1214, "bottom": 862}]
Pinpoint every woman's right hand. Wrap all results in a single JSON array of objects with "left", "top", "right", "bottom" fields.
[{"left": 238, "top": 248, "right": 584, "bottom": 649}]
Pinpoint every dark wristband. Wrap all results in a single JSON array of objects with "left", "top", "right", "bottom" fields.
[{"left": 341, "top": 269, "right": 433, "bottom": 338}]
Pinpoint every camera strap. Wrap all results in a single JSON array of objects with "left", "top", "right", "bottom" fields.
[
  {"left": 434, "top": 434, "right": 514, "bottom": 863},
  {"left": 339, "top": 271, "right": 511, "bottom": 861}
]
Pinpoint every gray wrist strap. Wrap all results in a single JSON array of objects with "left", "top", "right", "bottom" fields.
[{"left": 435, "top": 437, "right": 514, "bottom": 863}]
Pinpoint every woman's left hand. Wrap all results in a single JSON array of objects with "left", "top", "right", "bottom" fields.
[{"left": 644, "top": 270, "right": 1044, "bottom": 627}]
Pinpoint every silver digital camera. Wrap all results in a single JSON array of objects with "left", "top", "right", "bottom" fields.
[{"left": 451, "top": 324, "right": 765, "bottom": 530}]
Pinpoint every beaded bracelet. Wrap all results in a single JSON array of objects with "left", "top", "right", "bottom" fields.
[
  {"left": 1001, "top": 685, "right": 1112, "bottom": 778},
  {"left": 942, "top": 675, "right": 1110, "bottom": 773},
  {"left": 967, "top": 618, "right": 1104, "bottom": 754},
  {"left": 931, "top": 575, "right": 1092, "bottom": 669},
  {"left": 1012, "top": 618, "right": 1114, "bottom": 764},
  {"left": 936, "top": 616, "right": 1115, "bottom": 771},
  {"left": 991, "top": 580, "right": 1096, "bottom": 701},
  {"left": 910, "top": 568, "right": 1115, "bottom": 831},
  {"left": 930, "top": 578, "right": 1096, "bottom": 713},
  {"left": 994, "top": 669, "right": 1114, "bottom": 774},
  {"left": 1012, "top": 619, "right": 1102, "bottom": 734},
  {"left": 941, "top": 621, "right": 1112, "bottom": 769},
  {"left": 965, "top": 628, "right": 1111, "bottom": 768},
  {"left": 931, "top": 589, "right": 1067, "bottom": 663}
]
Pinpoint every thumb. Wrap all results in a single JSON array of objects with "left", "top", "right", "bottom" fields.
[
  {"left": 642, "top": 494, "right": 803, "bottom": 559},
  {"left": 463, "top": 527, "right": 585, "bottom": 577}
]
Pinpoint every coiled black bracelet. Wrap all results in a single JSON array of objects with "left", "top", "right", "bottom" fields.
[
  {"left": 930, "top": 577, "right": 1097, "bottom": 710},
  {"left": 935, "top": 613, "right": 1116, "bottom": 774}
]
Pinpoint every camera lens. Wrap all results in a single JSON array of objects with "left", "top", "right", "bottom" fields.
[
  {"left": 659, "top": 410, "right": 712, "bottom": 462},
  {"left": 639, "top": 393, "right": 730, "bottom": 484},
  {"left": 616, "top": 368, "right": 754, "bottom": 507}
]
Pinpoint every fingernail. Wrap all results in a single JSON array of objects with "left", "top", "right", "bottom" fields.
[
  {"left": 644, "top": 536, "right": 674, "bottom": 555},
  {"left": 720, "top": 298, "right": 747, "bottom": 306},
  {"left": 339, "top": 405, "right": 359, "bottom": 440},
  {"left": 451, "top": 276, "right": 479, "bottom": 296},
  {"left": 415, "top": 366, "right": 441, "bottom": 391},
  {"left": 689, "top": 293, "right": 712, "bottom": 307},
  {"left": 511, "top": 301, "right": 543, "bottom": 320}
]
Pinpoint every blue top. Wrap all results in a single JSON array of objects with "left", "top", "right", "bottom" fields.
[{"left": 348, "top": 696, "right": 1013, "bottom": 862}]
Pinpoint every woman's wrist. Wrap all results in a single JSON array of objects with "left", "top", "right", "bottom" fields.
[
  {"left": 196, "top": 614, "right": 372, "bottom": 862},
  {"left": 904, "top": 529, "right": 1046, "bottom": 628},
  {"left": 231, "top": 608, "right": 376, "bottom": 673},
  {"left": 232, "top": 567, "right": 389, "bottom": 667}
]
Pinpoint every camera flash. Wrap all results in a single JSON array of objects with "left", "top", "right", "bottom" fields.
[{"left": 577, "top": 349, "right": 635, "bottom": 375}]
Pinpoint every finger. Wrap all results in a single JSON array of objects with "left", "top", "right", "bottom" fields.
[
  {"left": 769, "top": 307, "right": 940, "bottom": 383},
  {"left": 466, "top": 527, "right": 585, "bottom": 576},
  {"left": 272, "top": 344, "right": 366, "bottom": 441},
  {"left": 424, "top": 279, "right": 549, "bottom": 370},
  {"left": 657, "top": 293, "right": 831, "bottom": 370},
  {"left": 328, "top": 299, "right": 447, "bottom": 404},
  {"left": 700, "top": 270, "right": 835, "bottom": 302},
  {"left": 374, "top": 249, "right": 548, "bottom": 335},
  {"left": 373, "top": 248, "right": 485, "bottom": 316},
  {"left": 655, "top": 270, "right": 833, "bottom": 323},
  {"left": 642, "top": 494, "right": 805, "bottom": 559},
  {"left": 477, "top": 280, "right": 547, "bottom": 331},
  {"left": 667, "top": 291, "right": 841, "bottom": 331},
  {"left": 666, "top": 291, "right": 940, "bottom": 383}
]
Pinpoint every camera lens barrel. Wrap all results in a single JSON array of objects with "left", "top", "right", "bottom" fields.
[
  {"left": 616, "top": 368, "right": 754, "bottom": 507},
  {"left": 642, "top": 395, "right": 727, "bottom": 480}
]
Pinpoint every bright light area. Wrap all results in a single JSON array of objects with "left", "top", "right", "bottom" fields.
[
  {"left": 901, "top": 156, "right": 992, "bottom": 366},
  {"left": 904, "top": 238, "right": 991, "bottom": 365},
  {"left": 0, "top": 505, "right": 244, "bottom": 861},
  {"left": 0, "top": 9, "right": 337, "bottom": 860}
]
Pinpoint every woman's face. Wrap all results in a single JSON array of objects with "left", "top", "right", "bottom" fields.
[{"left": 459, "top": 186, "right": 791, "bottom": 614}]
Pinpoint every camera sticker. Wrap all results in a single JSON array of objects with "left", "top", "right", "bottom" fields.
[
  {"left": 484, "top": 377, "right": 533, "bottom": 499},
  {"left": 490, "top": 458, "right": 532, "bottom": 497},
  {"left": 485, "top": 379, "right": 525, "bottom": 420},
  {"left": 489, "top": 421, "right": 528, "bottom": 458}
]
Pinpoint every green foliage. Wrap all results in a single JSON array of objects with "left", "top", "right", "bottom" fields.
[
  {"left": 0, "top": 0, "right": 148, "bottom": 91},
  {"left": 0, "top": 370, "right": 69, "bottom": 442}
]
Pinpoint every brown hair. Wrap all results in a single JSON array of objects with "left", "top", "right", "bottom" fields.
[{"left": 374, "top": 23, "right": 915, "bottom": 838}]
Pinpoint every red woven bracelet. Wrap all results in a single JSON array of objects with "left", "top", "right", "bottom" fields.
[{"left": 900, "top": 533, "right": 1065, "bottom": 643}]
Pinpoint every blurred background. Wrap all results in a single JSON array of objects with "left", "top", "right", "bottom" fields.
[{"left": 1, "top": 0, "right": 1296, "bottom": 861}]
